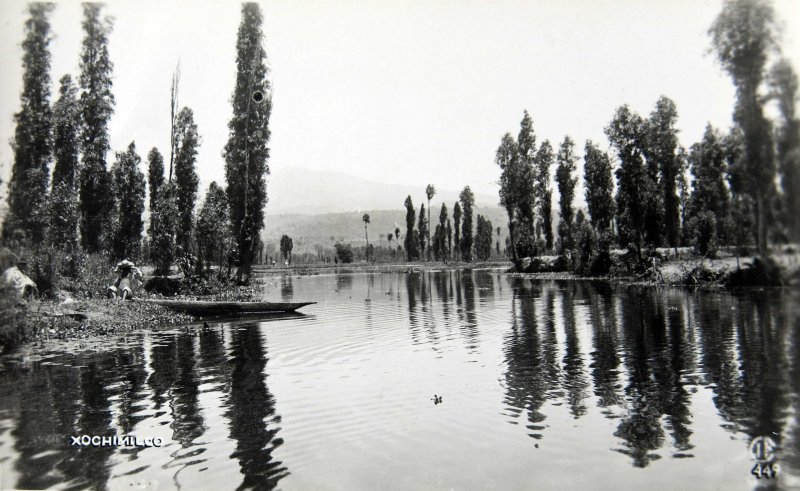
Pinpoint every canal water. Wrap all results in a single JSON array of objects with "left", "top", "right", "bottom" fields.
[{"left": 0, "top": 270, "right": 798, "bottom": 490}]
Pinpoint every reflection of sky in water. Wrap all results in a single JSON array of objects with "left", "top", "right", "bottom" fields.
[{"left": 0, "top": 271, "right": 798, "bottom": 490}]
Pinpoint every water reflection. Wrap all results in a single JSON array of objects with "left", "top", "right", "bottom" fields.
[
  {"left": 1, "top": 272, "right": 799, "bottom": 490},
  {"left": 498, "top": 279, "right": 799, "bottom": 477},
  {"left": 502, "top": 280, "right": 557, "bottom": 439},
  {"left": 225, "top": 326, "right": 288, "bottom": 489},
  {"left": 560, "top": 282, "right": 589, "bottom": 418}
]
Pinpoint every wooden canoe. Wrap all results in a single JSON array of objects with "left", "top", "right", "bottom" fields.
[{"left": 134, "top": 298, "right": 315, "bottom": 315}]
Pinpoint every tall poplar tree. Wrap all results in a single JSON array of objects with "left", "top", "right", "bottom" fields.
[
  {"left": 438, "top": 203, "right": 448, "bottom": 260},
  {"left": 769, "top": 59, "right": 800, "bottom": 242},
  {"left": 453, "top": 202, "right": 462, "bottom": 260},
  {"left": 404, "top": 195, "right": 417, "bottom": 260},
  {"left": 583, "top": 141, "right": 615, "bottom": 232},
  {"left": 49, "top": 74, "right": 81, "bottom": 249},
  {"left": 78, "top": 3, "right": 115, "bottom": 253},
  {"left": 606, "top": 105, "right": 657, "bottom": 259},
  {"left": 110, "top": 143, "right": 145, "bottom": 260},
  {"left": 709, "top": 0, "right": 778, "bottom": 255},
  {"left": 496, "top": 132, "right": 522, "bottom": 269},
  {"left": 196, "top": 182, "right": 230, "bottom": 271},
  {"left": 425, "top": 184, "right": 435, "bottom": 260},
  {"left": 516, "top": 111, "right": 537, "bottom": 256},
  {"left": 535, "top": 140, "right": 555, "bottom": 250},
  {"left": 647, "top": 96, "right": 681, "bottom": 249},
  {"left": 174, "top": 107, "right": 200, "bottom": 252},
  {"left": 224, "top": 3, "right": 272, "bottom": 283},
  {"left": 147, "top": 148, "right": 164, "bottom": 239},
  {"left": 4, "top": 3, "right": 54, "bottom": 244},
  {"left": 555, "top": 136, "right": 578, "bottom": 252},
  {"left": 688, "top": 125, "right": 730, "bottom": 228},
  {"left": 418, "top": 204, "right": 427, "bottom": 259},
  {"left": 459, "top": 187, "right": 475, "bottom": 262}
]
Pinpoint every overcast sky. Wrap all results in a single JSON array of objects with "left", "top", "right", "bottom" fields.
[{"left": 1, "top": 0, "right": 799, "bottom": 209}]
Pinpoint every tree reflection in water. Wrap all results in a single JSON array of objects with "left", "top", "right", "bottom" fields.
[
  {"left": 560, "top": 282, "right": 589, "bottom": 418},
  {"left": 502, "top": 278, "right": 551, "bottom": 439},
  {"left": 225, "top": 325, "right": 288, "bottom": 490},
  {"left": 501, "top": 281, "right": 798, "bottom": 472},
  {"left": 0, "top": 274, "right": 798, "bottom": 489}
]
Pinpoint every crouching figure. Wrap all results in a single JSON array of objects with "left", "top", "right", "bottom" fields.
[
  {"left": 107, "top": 259, "right": 143, "bottom": 302},
  {"left": 1, "top": 257, "right": 38, "bottom": 301}
]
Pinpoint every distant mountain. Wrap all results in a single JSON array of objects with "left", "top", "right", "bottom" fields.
[
  {"left": 261, "top": 206, "right": 511, "bottom": 255},
  {"left": 264, "top": 167, "right": 498, "bottom": 215}
]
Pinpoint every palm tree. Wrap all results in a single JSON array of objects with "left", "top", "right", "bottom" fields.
[
  {"left": 425, "top": 184, "right": 436, "bottom": 260},
  {"left": 362, "top": 213, "right": 370, "bottom": 245},
  {"left": 363, "top": 213, "right": 371, "bottom": 262}
]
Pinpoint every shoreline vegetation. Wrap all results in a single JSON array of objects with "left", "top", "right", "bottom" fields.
[{"left": 3, "top": 245, "right": 798, "bottom": 353}]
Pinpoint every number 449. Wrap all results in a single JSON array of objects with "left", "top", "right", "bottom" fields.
[{"left": 752, "top": 462, "right": 779, "bottom": 479}]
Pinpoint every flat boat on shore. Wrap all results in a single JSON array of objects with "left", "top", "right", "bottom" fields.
[{"left": 134, "top": 298, "right": 315, "bottom": 315}]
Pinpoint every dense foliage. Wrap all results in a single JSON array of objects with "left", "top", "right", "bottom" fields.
[
  {"left": 78, "top": 3, "right": 115, "bottom": 253},
  {"left": 110, "top": 142, "right": 146, "bottom": 260},
  {"left": 3, "top": 4, "right": 54, "bottom": 244},
  {"left": 174, "top": 107, "right": 200, "bottom": 252},
  {"left": 224, "top": 3, "right": 272, "bottom": 283},
  {"left": 48, "top": 75, "right": 81, "bottom": 249},
  {"left": 196, "top": 182, "right": 231, "bottom": 271}
]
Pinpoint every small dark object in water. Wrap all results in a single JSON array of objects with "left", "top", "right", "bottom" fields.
[{"left": 431, "top": 394, "right": 443, "bottom": 405}]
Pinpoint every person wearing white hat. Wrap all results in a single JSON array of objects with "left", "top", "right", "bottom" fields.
[{"left": 107, "top": 259, "right": 143, "bottom": 301}]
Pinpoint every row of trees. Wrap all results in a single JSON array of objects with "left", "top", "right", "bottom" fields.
[
  {"left": 497, "top": 0, "right": 799, "bottom": 271},
  {"left": 397, "top": 185, "right": 493, "bottom": 263},
  {"left": 3, "top": 3, "right": 273, "bottom": 284}
]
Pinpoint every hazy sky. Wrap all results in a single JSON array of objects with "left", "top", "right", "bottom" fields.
[{"left": 1, "top": 0, "right": 799, "bottom": 210}]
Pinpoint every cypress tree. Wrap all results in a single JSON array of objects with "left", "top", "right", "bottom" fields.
[
  {"left": 78, "top": 3, "right": 115, "bottom": 253},
  {"left": 605, "top": 105, "right": 657, "bottom": 258},
  {"left": 174, "top": 107, "right": 200, "bottom": 252},
  {"left": 535, "top": 140, "right": 555, "bottom": 251},
  {"left": 453, "top": 202, "right": 462, "bottom": 260},
  {"left": 418, "top": 203, "right": 427, "bottom": 259},
  {"left": 647, "top": 96, "right": 681, "bottom": 249},
  {"left": 459, "top": 187, "right": 475, "bottom": 262},
  {"left": 4, "top": 3, "right": 54, "bottom": 244},
  {"left": 224, "top": 3, "right": 272, "bottom": 283},
  {"left": 49, "top": 74, "right": 81, "bottom": 248},
  {"left": 555, "top": 136, "right": 578, "bottom": 253},
  {"left": 497, "top": 132, "right": 522, "bottom": 268},
  {"left": 516, "top": 111, "right": 537, "bottom": 257},
  {"left": 196, "top": 182, "right": 230, "bottom": 270},
  {"left": 688, "top": 125, "right": 731, "bottom": 242},
  {"left": 147, "top": 148, "right": 164, "bottom": 239},
  {"left": 709, "top": 0, "right": 778, "bottom": 255},
  {"left": 583, "top": 140, "right": 615, "bottom": 232},
  {"left": 769, "top": 59, "right": 800, "bottom": 242},
  {"left": 151, "top": 181, "right": 179, "bottom": 275},
  {"left": 110, "top": 143, "right": 146, "bottom": 260},
  {"left": 404, "top": 195, "right": 417, "bottom": 260}
]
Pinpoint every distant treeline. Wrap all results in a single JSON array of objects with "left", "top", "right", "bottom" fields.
[{"left": 2, "top": 3, "right": 272, "bottom": 284}]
